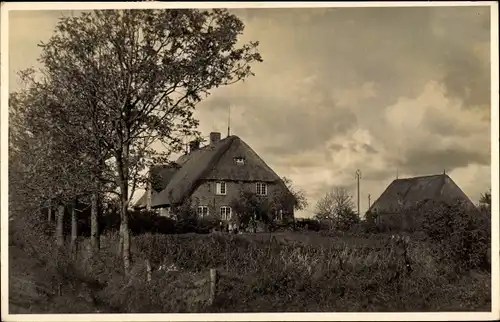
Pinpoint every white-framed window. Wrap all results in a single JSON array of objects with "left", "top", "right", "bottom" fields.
[
  {"left": 216, "top": 181, "right": 227, "bottom": 195},
  {"left": 256, "top": 182, "right": 268, "bottom": 196},
  {"left": 220, "top": 206, "right": 232, "bottom": 221},
  {"left": 197, "top": 206, "right": 209, "bottom": 218},
  {"left": 159, "top": 207, "right": 171, "bottom": 217},
  {"left": 234, "top": 157, "right": 246, "bottom": 165}
]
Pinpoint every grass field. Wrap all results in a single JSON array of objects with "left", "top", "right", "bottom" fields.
[{"left": 8, "top": 219, "right": 492, "bottom": 313}]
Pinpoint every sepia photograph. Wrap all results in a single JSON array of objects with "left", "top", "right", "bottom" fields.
[{"left": 1, "top": 1, "right": 498, "bottom": 321}]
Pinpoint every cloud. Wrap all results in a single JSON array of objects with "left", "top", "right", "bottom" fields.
[{"left": 381, "top": 80, "right": 490, "bottom": 175}]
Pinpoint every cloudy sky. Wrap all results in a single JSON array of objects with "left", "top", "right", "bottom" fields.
[{"left": 7, "top": 5, "right": 492, "bottom": 218}]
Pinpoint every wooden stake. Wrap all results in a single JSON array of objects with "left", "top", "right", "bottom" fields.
[
  {"left": 209, "top": 268, "right": 217, "bottom": 306},
  {"left": 146, "top": 259, "right": 152, "bottom": 282}
]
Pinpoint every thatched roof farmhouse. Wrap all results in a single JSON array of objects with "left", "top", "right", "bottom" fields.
[
  {"left": 368, "top": 173, "right": 477, "bottom": 215},
  {"left": 134, "top": 132, "right": 293, "bottom": 221}
]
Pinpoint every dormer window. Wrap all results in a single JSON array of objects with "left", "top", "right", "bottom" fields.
[{"left": 234, "top": 157, "right": 246, "bottom": 165}]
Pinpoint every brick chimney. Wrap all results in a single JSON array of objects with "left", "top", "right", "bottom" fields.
[
  {"left": 209, "top": 132, "right": 221, "bottom": 145},
  {"left": 189, "top": 140, "right": 200, "bottom": 152}
]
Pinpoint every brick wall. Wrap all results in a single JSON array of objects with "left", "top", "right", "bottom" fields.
[{"left": 189, "top": 180, "right": 284, "bottom": 220}]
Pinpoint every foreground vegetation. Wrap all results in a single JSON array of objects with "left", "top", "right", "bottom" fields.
[{"left": 9, "top": 207, "right": 491, "bottom": 313}]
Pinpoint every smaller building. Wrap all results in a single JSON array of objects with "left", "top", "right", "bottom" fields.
[{"left": 368, "top": 173, "right": 477, "bottom": 229}]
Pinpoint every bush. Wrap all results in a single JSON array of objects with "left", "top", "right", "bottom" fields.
[
  {"left": 294, "top": 218, "right": 322, "bottom": 231},
  {"left": 74, "top": 205, "right": 223, "bottom": 236},
  {"left": 9, "top": 214, "right": 114, "bottom": 313},
  {"left": 421, "top": 200, "right": 490, "bottom": 272}
]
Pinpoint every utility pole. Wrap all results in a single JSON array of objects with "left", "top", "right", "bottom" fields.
[
  {"left": 355, "top": 169, "right": 361, "bottom": 216},
  {"left": 227, "top": 105, "right": 231, "bottom": 137}
]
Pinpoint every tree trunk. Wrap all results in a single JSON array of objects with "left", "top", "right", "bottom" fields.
[
  {"left": 116, "top": 143, "right": 131, "bottom": 275},
  {"left": 70, "top": 199, "right": 78, "bottom": 257},
  {"left": 90, "top": 191, "right": 100, "bottom": 254},
  {"left": 117, "top": 222, "right": 124, "bottom": 257},
  {"left": 48, "top": 202, "right": 53, "bottom": 223},
  {"left": 56, "top": 203, "right": 65, "bottom": 248},
  {"left": 120, "top": 188, "right": 131, "bottom": 275}
]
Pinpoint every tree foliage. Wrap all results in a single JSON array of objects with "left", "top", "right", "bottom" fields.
[
  {"left": 9, "top": 87, "right": 94, "bottom": 215},
  {"left": 314, "top": 187, "right": 360, "bottom": 231},
  {"left": 479, "top": 189, "right": 491, "bottom": 213},
  {"left": 230, "top": 190, "right": 271, "bottom": 232},
  {"left": 281, "top": 177, "right": 308, "bottom": 212},
  {"left": 229, "top": 178, "right": 306, "bottom": 231},
  {"left": 421, "top": 200, "right": 490, "bottom": 271}
]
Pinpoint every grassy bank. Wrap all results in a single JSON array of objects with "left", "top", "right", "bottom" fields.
[{"left": 8, "top": 217, "right": 491, "bottom": 313}]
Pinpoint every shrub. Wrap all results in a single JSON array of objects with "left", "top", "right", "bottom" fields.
[
  {"left": 128, "top": 210, "right": 175, "bottom": 235},
  {"left": 421, "top": 200, "right": 490, "bottom": 272},
  {"left": 9, "top": 213, "right": 113, "bottom": 313},
  {"left": 294, "top": 218, "right": 322, "bottom": 231}
]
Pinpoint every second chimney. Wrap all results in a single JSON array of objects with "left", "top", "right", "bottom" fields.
[
  {"left": 209, "top": 132, "right": 221, "bottom": 145},
  {"left": 189, "top": 140, "right": 200, "bottom": 152}
]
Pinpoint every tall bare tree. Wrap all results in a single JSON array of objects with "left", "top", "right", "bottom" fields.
[
  {"left": 33, "top": 9, "right": 262, "bottom": 274},
  {"left": 315, "top": 187, "right": 359, "bottom": 231}
]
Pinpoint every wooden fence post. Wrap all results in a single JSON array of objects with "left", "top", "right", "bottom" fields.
[
  {"left": 209, "top": 268, "right": 217, "bottom": 306},
  {"left": 146, "top": 259, "right": 152, "bottom": 282}
]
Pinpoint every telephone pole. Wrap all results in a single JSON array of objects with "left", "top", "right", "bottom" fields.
[
  {"left": 355, "top": 169, "right": 361, "bottom": 216},
  {"left": 227, "top": 105, "right": 231, "bottom": 137}
]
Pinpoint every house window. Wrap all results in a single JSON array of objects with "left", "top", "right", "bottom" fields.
[
  {"left": 197, "top": 206, "right": 209, "bottom": 218},
  {"left": 234, "top": 157, "right": 246, "bottom": 165},
  {"left": 220, "top": 206, "right": 232, "bottom": 221},
  {"left": 159, "top": 207, "right": 171, "bottom": 217},
  {"left": 216, "top": 182, "right": 227, "bottom": 195},
  {"left": 256, "top": 182, "right": 268, "bottom": 196}
]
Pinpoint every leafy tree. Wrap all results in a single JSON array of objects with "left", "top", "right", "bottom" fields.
[
  {"left": 479, "top": 189, "right": 491, "bottom": 213},
  {"left": 33, "top": 9, "right": 262, "bottom": 274},
  {"left": 314, "top": 187, "right": 359, "bottom": 231},
  {"left": 280, "top": 177, "right": 308, "bottom": 213},
  {"left": 230, "top": 178, "right": 306, "bottom": 232},
  {"left": 230, "top": 190, "right": 270, "bottom": 233},
  {"left": 9, "top": 86, "right": 97, "bottom": 250}
]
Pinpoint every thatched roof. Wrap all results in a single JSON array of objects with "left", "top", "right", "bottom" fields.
[
  {"left": 135, "top": 134, "right": 284, "bottom": 208},
  {"left": 368, "top": 174, "right": 476, "bottom": 214},
  {"left": 134, "top": 164, "right": 179, "bottom": 209}
]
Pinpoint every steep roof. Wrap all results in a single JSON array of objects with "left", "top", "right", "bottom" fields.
[
  {"left": 134, "top": 164, "right": 179, "bottom": 209},
  {"left": 135, "top": 135, "right": 284, "bottom": 208},
  {"left": 368, "top": 174, "right": 476, "bottom": 214}
]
